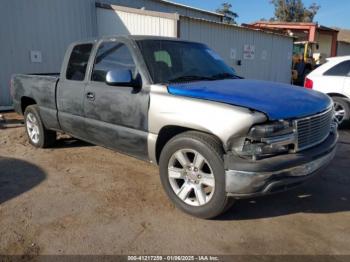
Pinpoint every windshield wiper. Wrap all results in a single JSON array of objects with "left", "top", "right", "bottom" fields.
[
  {"left": 168, "top": 75, "right": 214, "bottom": 83},
  {"left": 210, "top": 73, "right": 241, "bottom": 80}
]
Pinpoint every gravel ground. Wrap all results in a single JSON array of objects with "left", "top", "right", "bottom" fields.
[{"left": 0, "top": 112, "right": 349, "bottom": 255}]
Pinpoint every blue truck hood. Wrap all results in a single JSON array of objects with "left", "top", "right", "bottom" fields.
[{"left": 167, "top": 79, "right": 332, "bottom": 120}]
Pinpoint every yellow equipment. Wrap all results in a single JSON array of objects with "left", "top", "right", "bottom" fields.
[{"left": 292, "top": 41, "right": 319, "bottom": 85}]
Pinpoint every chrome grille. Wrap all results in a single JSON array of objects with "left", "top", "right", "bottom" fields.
[{"left": 295, "top": 108, "right": 333, "bottom": 151}]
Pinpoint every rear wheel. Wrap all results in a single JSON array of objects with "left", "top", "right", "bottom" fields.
[
  {"left": 332, "top": 97, "right": 350, "bottom": 126},
  {"left": 159, "top": 131, "right": 234, "bottom": 219},
  {"left": 24, "top": 105, "right": 56, "bottom": 148}
]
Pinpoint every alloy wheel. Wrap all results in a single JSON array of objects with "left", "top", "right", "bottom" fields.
[
  {"left": 26, "top": 112, "right": 40, "bottom": 144},
  {"left": 168, "top": 149, "right": 215, "bottom": 206},
  {"left": 334, "top": 101, "right": 346, "bottom": 124}
]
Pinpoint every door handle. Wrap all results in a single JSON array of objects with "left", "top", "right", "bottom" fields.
[{"left": 86, "top": 92, "right": 95, "bottom": 101}]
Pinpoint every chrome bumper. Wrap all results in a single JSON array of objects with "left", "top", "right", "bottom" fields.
[{"left": 225, "top": 132, "right": 338, "bottom": 198}]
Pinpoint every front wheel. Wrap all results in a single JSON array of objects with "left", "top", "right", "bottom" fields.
[{"left": 159, "top": 131, "right": 233, "bottom": 219}]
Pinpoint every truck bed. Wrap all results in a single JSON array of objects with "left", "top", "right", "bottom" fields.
[{"left": 11, "top": 73, "right": 60, "bottom": 130}]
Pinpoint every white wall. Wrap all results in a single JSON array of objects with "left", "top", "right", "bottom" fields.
[
  {"left": 96, "top": 6, "right": 177, "bottom": 37},
  {"left": 316, "top": 32, "right": 333, "bottom": 58},
  {"left": 101, "top": 0, "right": 222, "bottom": 22}
]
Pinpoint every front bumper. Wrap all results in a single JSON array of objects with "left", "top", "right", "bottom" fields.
[{"left": 224, "top": 131, "right": 338, "bottom": 198}]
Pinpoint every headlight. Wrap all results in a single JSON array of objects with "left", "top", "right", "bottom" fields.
[
  {"left": 248, "top": 121, "right": 293, "bottom": 139},
  {"left": 234, "top": 121, "right": 296, "bottom": 160}
]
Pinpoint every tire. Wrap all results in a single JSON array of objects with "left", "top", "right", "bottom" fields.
[
  {"left": 159, "top": 131, "right": 234, "bottom": 219},
  {"left": 332, "top": 97, "right": 350, "bottom": 127},
  {"left": 24, "top": 105, "right": 56, "bottom": 148}
]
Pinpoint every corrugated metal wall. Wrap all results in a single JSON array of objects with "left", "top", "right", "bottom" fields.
[
  {"left": 337, "top": 41, "right": 350, "bottom": 56},
  {"left": 0, "top": 0, "right": 98, "bottom": 107},
  {"left": 96, "top": 6, "right": 177, "bottom": 37},
  {"left": 180, "top": 17, "right": 293, "bottom": 83},
  {"left": 100, "top": 0, "right": 222, "bottom": 22}
]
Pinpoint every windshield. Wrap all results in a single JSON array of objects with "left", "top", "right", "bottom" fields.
[
  {"left": 136, "top": 40, "right": 236, "bottom": 84},
  {"left": 293, "top": 44, "right": 305, "bottom": 56}
]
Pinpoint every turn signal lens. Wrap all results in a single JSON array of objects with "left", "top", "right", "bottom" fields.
[{"left": 304, "top": 78, "right": 313, "bottom": 89}]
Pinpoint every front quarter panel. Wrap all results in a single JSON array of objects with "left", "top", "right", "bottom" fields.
[{"left": 148, "top": 85, "right": 267, "bottom": 162}]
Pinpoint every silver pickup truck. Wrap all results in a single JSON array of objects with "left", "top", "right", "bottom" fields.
[{"left": 11, "top": 36, "right": 338, "bottom": 218}]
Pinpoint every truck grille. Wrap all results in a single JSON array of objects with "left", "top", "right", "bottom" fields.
[{"left": 295, "top": 107, "right": 333, "bottom": 151}]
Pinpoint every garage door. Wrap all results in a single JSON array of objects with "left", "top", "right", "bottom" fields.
[{"left": 96, "top": 3, "right": 179, "bottom": 38}]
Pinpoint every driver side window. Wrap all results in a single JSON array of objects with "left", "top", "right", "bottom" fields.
[{"left": 91, "top": 42, "right": 136, "bottom": 82}]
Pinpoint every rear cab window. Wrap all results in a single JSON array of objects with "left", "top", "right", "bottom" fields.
[{"left": 66, "top": 44, "right": 93, "bottom": 81}]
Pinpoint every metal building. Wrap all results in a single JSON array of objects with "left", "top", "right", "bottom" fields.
[
  {"left": 0, "top": 0, "right": 293, "bottom": 108},
  {"left": 96, "top": 4, "right": 179, "bottom": 37},
  {"left": 336, "top": 28, "right": 350, "bottom": 56},
  {"left": 248, "top": 22, "right": 339, "bottom": 58},
  {"left": 337, "top": 41, "right": 350, "bottom": 56},
  {"left": 101, "top": 0, "right": 223, "bottom": 22}
]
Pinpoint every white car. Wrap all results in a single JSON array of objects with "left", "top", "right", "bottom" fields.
[{"left": 305, "top": 56, "right": 350, "bottom": 125}]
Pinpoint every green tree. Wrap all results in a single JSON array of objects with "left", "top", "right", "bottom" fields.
[
  {"left": 216, "top": 2, "right": 239, "bottom": 24},
  {"left": 270, "top": 0, "right": 320, "bottom": 22}
]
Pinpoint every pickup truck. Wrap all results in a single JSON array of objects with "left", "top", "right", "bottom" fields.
[{"left": 11, "top": 36, "right": 338, "bottom": 219}]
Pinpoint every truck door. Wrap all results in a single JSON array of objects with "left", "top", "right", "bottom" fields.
[
  {"left": 57, "top": 43, "right": 93, "bottom": 139},
  {"left": 84, "top": 40, "right": 149, "bottom": 160}
]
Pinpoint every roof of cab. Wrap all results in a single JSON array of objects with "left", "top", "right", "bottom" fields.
[{"left": 71, "top": 35, "right": 199, "bottom": 45}]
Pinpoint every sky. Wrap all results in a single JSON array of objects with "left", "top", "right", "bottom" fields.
[{"left": 172, "top": 0, "right": 350, "bottom": 29}]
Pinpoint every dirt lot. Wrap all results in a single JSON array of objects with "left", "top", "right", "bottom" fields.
[{"left": 0, "top": 112, "right": 349, "bottom": 255}]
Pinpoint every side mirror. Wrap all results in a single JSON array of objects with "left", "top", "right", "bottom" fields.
[{"left": 105, "top": 69, "right": 133, "bottom": 86}]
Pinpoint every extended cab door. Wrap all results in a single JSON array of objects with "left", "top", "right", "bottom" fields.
[
  {"left": 57, "top": 43, "right": 93, "bottom": 139},
  {"left": 83, "top": 40, "right": 150, "bottom": 160}
]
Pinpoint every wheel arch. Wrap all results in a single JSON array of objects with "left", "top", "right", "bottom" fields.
[
  {"left": 154, "top": 125, "right": 224, "bottom": 164},
  {"left": 327, "top": 93, "right": 349, "bottom": 99},
  {"left": 21, "top": 96, "right": 37, "bottom": 114},
  {"left": 327, "top": 93, "right": 350, "bottom": 109}
]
